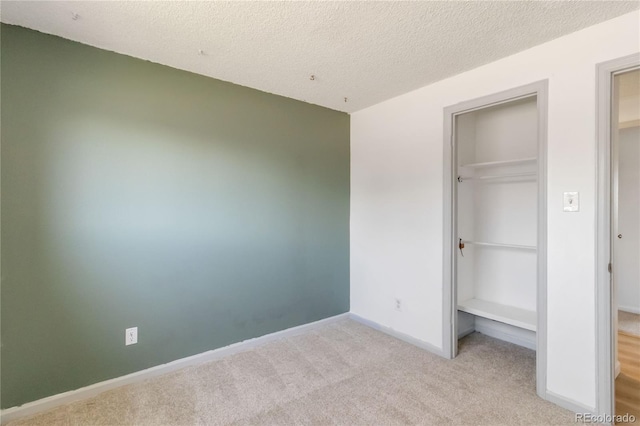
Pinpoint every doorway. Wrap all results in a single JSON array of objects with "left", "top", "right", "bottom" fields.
[
  {"left": 613, "top": 68, "right": 640, "bottom": 421},
  {"left": 596, "top": 53, "right": 640, "bottom": 421}
]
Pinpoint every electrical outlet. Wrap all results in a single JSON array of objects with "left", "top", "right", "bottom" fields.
[
  {"left": 395, "top": 298, "right": 402, "bottom": 311},
  {"left": 125, "top": 327, "right": 138, "bottom": 346}
]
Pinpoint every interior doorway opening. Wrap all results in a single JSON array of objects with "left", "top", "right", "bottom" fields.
[
  {"left": 612, "top": 68, "right": 640, "bottom": 421},
  {"left": 596, "top": 53, "right": 640, "bottom": 422}
]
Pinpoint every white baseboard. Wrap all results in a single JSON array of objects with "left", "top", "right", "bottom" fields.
[
  {"left": 457, "top": 311, "right": 475, "bottom": 338},
  {"left": 458, "top": 324, "right": 475, "bottom": 339},
  {"left": 0, "top": 313, "right": 350, "bottom": 425},
  {"left": 349, "top": 313, "right": 446, "bottom": 357},
  {"left": 542, "top": 390, "right": 597, "bottom": 418},
  {"left": 618, "top": 305, "right": 640, "bottom": 315},
  {"left": 615, "top": 360, "right": 621, "bottom": 378},
  {"left": 475, "top": 317, "right": 536, "bottom": 350}
]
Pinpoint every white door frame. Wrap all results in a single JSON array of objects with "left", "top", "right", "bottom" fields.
[
  {"left": 595, "top": 53, "right": 640, "bottom": 419},
  {"left": 442, "top": 80, "right": 548, "bottom": 398}
]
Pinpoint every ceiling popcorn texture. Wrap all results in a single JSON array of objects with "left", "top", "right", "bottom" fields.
[{"left": 2, "top": 1, "right": 638, "bottom": 113}]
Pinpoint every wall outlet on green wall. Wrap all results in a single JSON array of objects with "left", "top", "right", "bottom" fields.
[{"left": 125, "top": 327, "right": 138, "bottom": 346}]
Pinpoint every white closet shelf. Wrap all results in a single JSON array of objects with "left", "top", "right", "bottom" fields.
[
  {"left": 460, "top": 157, "right": 537, "bottom": 169},
  {"left": 460, "top": 240, "right": 536, "bottom": 251},
  {"left": 458, "top": 298, "right": 536, "bottom": 331}
]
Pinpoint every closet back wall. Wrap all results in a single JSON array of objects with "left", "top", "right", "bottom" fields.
[{"left": 1, "top": 24, "right": 350, "bottom": 409}]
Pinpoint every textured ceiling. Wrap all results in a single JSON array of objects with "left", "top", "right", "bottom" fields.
[{"left": 1, "top": 1, "right": 638, "bottom": 113}]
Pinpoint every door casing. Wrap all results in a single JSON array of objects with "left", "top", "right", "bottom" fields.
[
  {"left": 595, "top": 53, "right": 640, "bottom": 420},
  {"left": 442, "top": 80, "right": 549, "bottom": 399}
]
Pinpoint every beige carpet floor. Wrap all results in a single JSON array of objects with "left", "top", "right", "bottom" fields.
[
  {"left": 9, "top": 319, "right": 575, "bottom": 426},
  {"left": 620, "top": 310, "right": 640, "bottom": 336}
]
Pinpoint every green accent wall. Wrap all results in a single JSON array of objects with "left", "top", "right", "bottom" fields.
[{"left": 0, "top": 24, "right": 349, "bottom": 409}]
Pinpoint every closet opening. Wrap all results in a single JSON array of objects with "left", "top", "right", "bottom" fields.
[{"left": 443, "top": 81, "right": 548, "bottom": 398}]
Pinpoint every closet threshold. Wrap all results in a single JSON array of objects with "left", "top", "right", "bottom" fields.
[{"left": 458, "top": 298, "right": 536, "bottom": 331}]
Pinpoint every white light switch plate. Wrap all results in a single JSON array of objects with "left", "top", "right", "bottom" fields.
[{"left": 563, "top": 192, "right": 579, "bottom": 212}]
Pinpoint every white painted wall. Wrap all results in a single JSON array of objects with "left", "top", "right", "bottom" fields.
[
  {"left": 616, "top": 126, "right": 640, "bottom": 314},
  {"left": 350, "top": 11, "right": 639, "bottom": 410}
]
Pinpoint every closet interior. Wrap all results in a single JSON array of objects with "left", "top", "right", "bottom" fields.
[{"left": 455, "top": 95, "right": 539, "bottom": 350}]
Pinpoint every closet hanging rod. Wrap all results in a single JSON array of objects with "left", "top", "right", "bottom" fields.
[
  {"left": 460, "top": 240, "right": 536, "bottom": 250},
  {"left": 457, "top": 171, "right": 536, "bottom": 182},
  {"left": 460, "top": 157, "right": 537, "bottom": 169}
]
